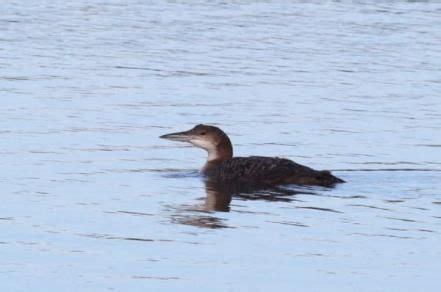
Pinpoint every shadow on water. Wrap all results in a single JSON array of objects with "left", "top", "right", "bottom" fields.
[{"left": 170, "top": 178, "right": 320, "bottom": 229}]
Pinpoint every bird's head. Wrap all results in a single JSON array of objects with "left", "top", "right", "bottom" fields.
[{"left": 160, "top": 124, "right": 233, "bottom": 161}]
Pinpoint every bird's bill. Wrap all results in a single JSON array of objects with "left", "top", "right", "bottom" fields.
[{"left": 159, "top": 129, "right": 195, "bottom": 142}]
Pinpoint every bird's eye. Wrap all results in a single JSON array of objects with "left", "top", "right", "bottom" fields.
[{"left": 200, "top": 132, "right": 206, "bottom": 135}]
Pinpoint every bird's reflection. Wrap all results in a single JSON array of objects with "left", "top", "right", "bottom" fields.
[{"left": 171, "top": 179, "right": 317, "bottom": 229}]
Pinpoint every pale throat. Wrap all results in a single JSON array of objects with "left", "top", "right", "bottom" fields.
[
  {"left": 190, "top": 139, "right": 228, "bottom": 162},
  {"left": 207, "top": 148, "right": 221, "bottom": 162},
  {"left": 202, "top": 148, "right": 223, "bottom": 173}
]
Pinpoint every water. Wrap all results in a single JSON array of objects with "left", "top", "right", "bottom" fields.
[{"left": 1, "top": 1, "right": 441, "bottom": 291}]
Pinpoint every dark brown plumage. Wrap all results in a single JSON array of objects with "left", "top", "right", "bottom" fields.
[
  {"left": 160, "top": 124, "right": 345, "bottom": 187},
  {"left": 204, "top": 156, "right": 344, "bottom": 187}
]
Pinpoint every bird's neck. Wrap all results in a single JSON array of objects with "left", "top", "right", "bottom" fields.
[
  {"left": 203, "top": 138, "right": 233, "bottom": 172},
  {"left": 207, "top": 147, "right": 232, "bottom": 162}
]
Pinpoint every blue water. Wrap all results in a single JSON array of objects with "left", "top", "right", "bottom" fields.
[{"left": 1, "top": 1, "right": 441, "bottom": 291}]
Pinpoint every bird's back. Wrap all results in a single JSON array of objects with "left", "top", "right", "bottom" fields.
[{"left": 204, "top": 156, "right": 344, "bottom": 187}]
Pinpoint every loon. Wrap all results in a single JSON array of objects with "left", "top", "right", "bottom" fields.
[{"left": 160, "top": 124, "right": 345, "bottom": 187}]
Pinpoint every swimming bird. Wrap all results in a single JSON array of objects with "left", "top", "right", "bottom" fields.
[{"left": 160, "top": 124, "right": 344, "bottom": 187}]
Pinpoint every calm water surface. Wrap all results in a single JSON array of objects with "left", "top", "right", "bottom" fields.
[{"left": 1, "top": 1, "right": 441, "bottom": 291}]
